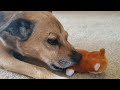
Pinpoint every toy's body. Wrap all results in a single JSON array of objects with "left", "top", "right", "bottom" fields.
[{"left": 66, "top": 48, "right": 108, "bottom": 76}]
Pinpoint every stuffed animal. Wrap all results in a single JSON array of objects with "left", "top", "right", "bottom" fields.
[{"left": 66, "top": 48, "right": 108, "bottom": 76}]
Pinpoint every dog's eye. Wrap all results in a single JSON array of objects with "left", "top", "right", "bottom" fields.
[{"left": 47, "top": 38, "right": 59, "bottom": 45}]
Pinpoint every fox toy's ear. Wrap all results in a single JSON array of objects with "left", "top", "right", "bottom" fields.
[{"left": 100, "top": 48, "right": 105, "bottom": 56}]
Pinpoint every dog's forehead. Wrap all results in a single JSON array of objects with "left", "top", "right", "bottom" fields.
[
  {"left": 40, "top": 17, "right": 64, "bottom": 34},
  {"left": 24, "top": 12, "right": 64, "bottom": 35}
]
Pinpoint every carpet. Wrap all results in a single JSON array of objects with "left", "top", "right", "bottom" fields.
[{"left": 0, "top": 11, "right": 120, "bottom": 79}]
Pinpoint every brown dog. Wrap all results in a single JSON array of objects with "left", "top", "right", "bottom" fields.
[{"left": 0, "top": 11, "right": 82, "bottom": 79}]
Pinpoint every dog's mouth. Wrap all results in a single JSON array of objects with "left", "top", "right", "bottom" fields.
[{"left": 51, "top": 64, "right": 66, "bottom": 71}]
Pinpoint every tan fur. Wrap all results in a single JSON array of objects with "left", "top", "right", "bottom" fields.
[
  {"left": 0, "top": 11, "right": 76, "bottom": 79},
  {"left": 16, "top": 11, "right": 74, "bottom": 66}
]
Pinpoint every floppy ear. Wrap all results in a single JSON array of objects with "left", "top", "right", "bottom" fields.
[
  {"left": 5, "top": 18, "right": 35, "bottom": 41},
  {"left": 0, "top": 11, "right": 18, "bottom": 31}
]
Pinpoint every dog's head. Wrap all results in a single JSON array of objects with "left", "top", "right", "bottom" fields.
[{"left": 1, "top": 11, "right": 82, "bottom": 70}]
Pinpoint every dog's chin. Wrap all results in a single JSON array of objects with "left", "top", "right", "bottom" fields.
[
  {"left": 43, "top": 58, "right": 76, "bottom": 71},
  {"left": 50, "top": 64, "right": 67, "bottom": 71},
  {"left": 48, "top": 63, "right": 74, "bottom": 71},
  {"left": 46, "top": 63, "right": 66, "bottom": 71}
]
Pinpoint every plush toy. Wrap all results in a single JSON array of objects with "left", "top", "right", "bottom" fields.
[{"left": 66, "top": 48, "right": 108, "bottom": 76}]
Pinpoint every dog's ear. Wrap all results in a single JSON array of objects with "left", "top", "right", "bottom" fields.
[
  {"left": 5, "top": 18, "right": 35, "bottom": 41},
  {"left": 0, "top": 11, "right": 17, "bottom": 30}
]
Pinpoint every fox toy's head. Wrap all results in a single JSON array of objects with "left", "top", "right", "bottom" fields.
[{"left": 76, "top": 48, "right": 108, "bottom": 72}]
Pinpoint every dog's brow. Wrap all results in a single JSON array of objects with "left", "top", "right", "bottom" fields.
[
  {"left": 49, "top": 33, "right": 58, "bottom": 39},
  {"left": 52, "top": 18, "right": 62, "bottom": 33}
]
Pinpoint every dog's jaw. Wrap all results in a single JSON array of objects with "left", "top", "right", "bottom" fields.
[{"left": 0, "top": 11, "right": 82, "bottom": 71}]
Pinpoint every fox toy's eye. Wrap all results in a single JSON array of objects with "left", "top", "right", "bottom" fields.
[{"left": 47, "top": 38, "right": 59, "bottom": 45}]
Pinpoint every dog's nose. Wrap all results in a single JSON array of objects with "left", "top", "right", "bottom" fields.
[{"left": 70, "top": 51, "right": 82, "bottom": 63}]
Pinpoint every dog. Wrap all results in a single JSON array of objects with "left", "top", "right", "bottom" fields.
[{"left": 0, "top": 11, "right": 82, "bottom": 79}]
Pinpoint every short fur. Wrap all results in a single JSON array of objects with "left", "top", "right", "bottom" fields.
[
  {"left": 0, "top": 11, "right": 82, "bottom": 79},
  {"left": 66, "top": 48, "right": 108, "bottom": 76}
]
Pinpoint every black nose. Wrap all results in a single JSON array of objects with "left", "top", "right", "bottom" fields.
[{"left": 70, "top": 51, "right": 82, "bottom": 63}]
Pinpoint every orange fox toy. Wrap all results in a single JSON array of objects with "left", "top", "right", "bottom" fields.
[{"left": 66, "top": 48, "right": 108, "bottom": 76}]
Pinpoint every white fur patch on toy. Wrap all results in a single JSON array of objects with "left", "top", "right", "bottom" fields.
[
  {"left": 66, "top": 69, "right": 75, "bottom": 76},
  {"left": 94, "top": 63, "right": 100, "bottom": 71}
]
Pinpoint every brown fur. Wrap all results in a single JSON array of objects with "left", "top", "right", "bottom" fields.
[
  {"left": 0, "top": 11, "right": 81, "bottom": 79},
  {"left": 16, "top": 12, "right": 75, "bottom": 66}
]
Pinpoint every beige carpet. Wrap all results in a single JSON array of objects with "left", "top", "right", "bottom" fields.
[{"left": 0, "top": 11, "right": 120, "bottom": 79}]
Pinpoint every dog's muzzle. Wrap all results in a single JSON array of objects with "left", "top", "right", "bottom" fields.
[{"left": 50, "top": 51, "right": 82, "bottom": 71}]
